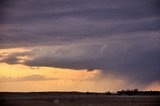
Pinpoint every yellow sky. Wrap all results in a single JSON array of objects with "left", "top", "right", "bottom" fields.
[
  {"left": 0, "top": 62, "right": 125, "bottom": 92},
  {"left": 1, "top": 62, "right": 151, "bottom": 92}
]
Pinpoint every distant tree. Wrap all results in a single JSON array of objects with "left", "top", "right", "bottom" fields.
[
  {"left": 105, "top": 91, "right": 111, "bottom": 95},
  {"left": 86, "top": 92, "right": 90, "bottom": 95}
]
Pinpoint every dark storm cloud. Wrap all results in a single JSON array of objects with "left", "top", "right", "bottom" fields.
[
  {"left": 0, "top": 51, "right": 33, "bottom": 64},
  {"left": 1, "top": 0, "right": 160, "bottom": 23},
  {"left": 0, "top": 0, "right": 160, "bottom": 84},
  {"left": 24, "top": 33, "right": 160, "bottom": 83},
  {"left": 0, "top": 0, "right": 160, "bottom": 48},
  {"left": 1, "top": 33, "right": 160, "bottom": 83}
]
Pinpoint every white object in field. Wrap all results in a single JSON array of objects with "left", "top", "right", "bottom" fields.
[{"left": 54, "top": 99, "right": 59, "bottom": 104}]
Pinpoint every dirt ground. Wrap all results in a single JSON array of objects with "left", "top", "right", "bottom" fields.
[{"left": 0, "top": 93, "right": 160, "bottom": 106}]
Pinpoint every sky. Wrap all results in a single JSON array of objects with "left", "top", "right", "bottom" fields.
[{"left": 0, "top": 0, "right": 160, "bottom": 92}]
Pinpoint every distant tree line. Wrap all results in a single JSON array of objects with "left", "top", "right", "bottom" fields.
[
  {"left": 0, "top": 90, "right": 160, "bottom": 97},
  {"left": 116, "top": 89, "right": 160, "bottom": 96},
  {"left": 85, "top": 89, "right": 160, "bottom": 96}
]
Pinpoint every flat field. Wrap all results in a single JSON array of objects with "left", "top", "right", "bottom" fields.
[{"left": 0, "top": 93, "right": 160, "bottom": 106}]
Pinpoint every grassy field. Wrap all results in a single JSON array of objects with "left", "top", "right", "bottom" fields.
[{"left": 0, "top": 93, "right": 160, "bottom": 106}]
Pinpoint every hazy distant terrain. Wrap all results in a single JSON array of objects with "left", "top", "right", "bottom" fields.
[{"left": 0, "top": 92, "right": 160, "bottom": 106}]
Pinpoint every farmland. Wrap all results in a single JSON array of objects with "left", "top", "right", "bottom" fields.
[{"left": 0, "top": 92, "right": 160, "bottom": 106}]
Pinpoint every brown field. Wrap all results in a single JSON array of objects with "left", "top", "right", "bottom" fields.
[{"left": 0, "top": 93, "right": 160, "bottom": 106}]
